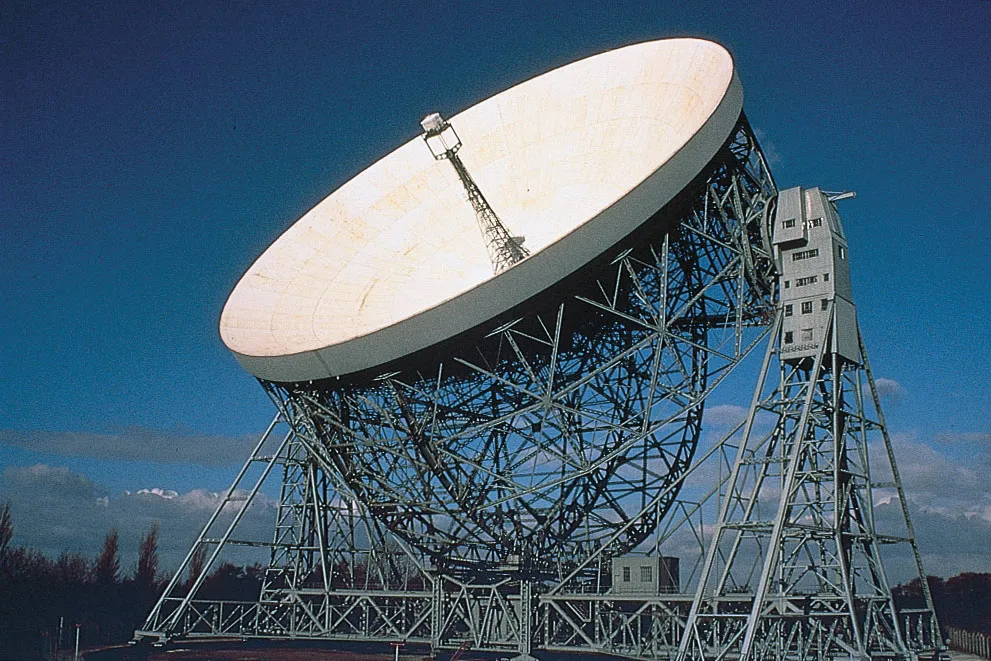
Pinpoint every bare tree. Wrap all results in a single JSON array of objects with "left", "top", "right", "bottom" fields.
[
  {"left": 186, "top": 544, "right": 207, "bottom": 590},
  {"left": 56, "top": 551, "right": 91, "bottom": 583},
  {"left": 0, "top": 502, "right": 12, "bottom": 567},
  {"left": 135, "top": 522, "right": 159, "bottom": 587},
  {"left": 94, "top": 528, "right": 120, "bottom": 585}
]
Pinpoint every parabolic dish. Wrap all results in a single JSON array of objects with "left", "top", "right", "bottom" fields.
[{"left": 220, "top": 38, "right": 742, "bottom": 383}]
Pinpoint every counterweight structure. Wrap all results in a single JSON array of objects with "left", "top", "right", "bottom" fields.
[{"left": 135, "top": 38, "right": 940, "bottom": 661}]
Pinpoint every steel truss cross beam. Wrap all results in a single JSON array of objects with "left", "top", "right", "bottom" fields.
[
  {"left": 132, "top": 118, "right": 933, "bottom": 661},
  {"left": 267, "top": 116, "right": 777, "bottom": 590},
  {"left": 421, "top": 112, "right": 530, "bottom": 273},
  {"left": 136, "top": 408, "right": 434, "bottom": 644},
  {"left": 136, "top": 116, "right": 779, "bottom": 655}
]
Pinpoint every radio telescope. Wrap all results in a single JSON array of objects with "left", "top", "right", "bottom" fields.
[
  {"left": 218, "top": 37, "right": 773, "bottom": 574},
  {"left": 139, "top": 37, "right": 940, "bottom": 661}
]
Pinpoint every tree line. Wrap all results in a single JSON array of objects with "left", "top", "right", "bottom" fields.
[
  {"left": 0, "top": 502, "right": 263, "bottom": 659},
  {"left": 2, "top": 500, "right": 990, "bottom": 659},
  {"left": 894, "top": 573, "right": 991, "bottom": 636}
]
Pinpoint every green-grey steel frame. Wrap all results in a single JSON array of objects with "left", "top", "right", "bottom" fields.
[
  {"left": 137, "top": 114, "right": 775, "bottom": 650},
  {"left": 136, "top": 117, "right": 939, "bottom": 661}
]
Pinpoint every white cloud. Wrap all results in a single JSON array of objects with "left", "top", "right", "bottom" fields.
[
  {"left": 874, "top": 377, "right": 906, "bottom": 403},
  {"left": 704, "top": 404, "right": 748, "bottom": 430},
  {"left": 2, "top": 421, "right": 989, "bottom": 588},
  {"left": 932, "top": 430, "right": 991, "bottom": 446},
  {"left": 874, "top": 433, "right": 991, "bottom": 521},
  {"left": 692, "top": 415, "right": 991, "bottom": 583},
  {"left": 753, "top": 127, "right": 782, "bottom": 166},
  {"left": 136, "top": 487, "right": 179, "bottom": 499},
  {"left": 864, "top": 432, "right": 991, "bottom": 581},
  {"left": 873, "top": 500, "right": 991, "bottom": 580},
  {"left": 0, "top": 464, "right": 276, "bottom": 575}
]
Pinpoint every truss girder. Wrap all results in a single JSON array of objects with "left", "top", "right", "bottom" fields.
[
  {"left": 268, "top": 116, "right": 777, "bottom": 582},
  {"left": 140, "top": 118, "right": 870, "bottom": 659},
  {"left": 136, "top": 117, "right": 943, "bottom": 661}
]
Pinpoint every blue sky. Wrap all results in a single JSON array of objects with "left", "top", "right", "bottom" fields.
[{"left": 2, "top": 1, "right": 989, "bottom": 578}]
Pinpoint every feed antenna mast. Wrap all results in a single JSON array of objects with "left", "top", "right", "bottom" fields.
[{"left": 421, "top": 112, "right": 529, "bottom": 273}]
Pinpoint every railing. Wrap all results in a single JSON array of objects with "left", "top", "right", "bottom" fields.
[
  {"left": 136, "top": 592, "right": 434, "bottom": 644},
  {"left": 948, "top": 626, "right": 991, "bottom": 659}
]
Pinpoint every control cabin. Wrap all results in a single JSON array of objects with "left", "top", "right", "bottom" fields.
[{"left": 774, "top": 187, "right": 861, "bottom": 364}]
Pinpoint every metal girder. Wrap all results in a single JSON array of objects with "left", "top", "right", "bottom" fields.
[
  {"left": 421, "top": 112, "right": 530, "bottom": 274},
  {"left": 136, "top": 407, "right": 434, "bottom": 644},
  {"left": 269, "top": 116, "right": 777, "bottom": 590},
  {"left": 136, "top": 119, "right": 940, "bottom": 661},
  {"left": 136, "top": 116, "right": 780, "bottom": 655},
  {"left": 143, "top": 116, "right": 773, "bottom": 657}
]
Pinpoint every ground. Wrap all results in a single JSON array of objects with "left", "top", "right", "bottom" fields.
[{"left": 75, "top": 644, "right": 989, "bottom": 661}]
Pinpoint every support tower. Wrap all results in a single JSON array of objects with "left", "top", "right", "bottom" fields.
[{"left": 678, "top": 187, "right": 940, "bottom": 661}]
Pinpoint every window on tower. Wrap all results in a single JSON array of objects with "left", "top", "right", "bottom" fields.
[
  {"left": 784, "top": 304, "right": 793, "bottom": 317},
  {"left": 784, "top": 331, "right": 794, "bottom": 344},
  {"left": 801, "top": 301, "right": 813, "bottom": 314}
]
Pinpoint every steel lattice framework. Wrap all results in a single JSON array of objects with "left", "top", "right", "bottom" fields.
[
  {"left": 136, "top": 117, "right": 941, "bottom": 661},
  {"left": 139, "top": 115, "right": 775, "bottom": 648},
  {"left": 422, "top": 113, "right": 530, "bottom": 273},
  {"left": 265, "top": 115, "right": 776, "bottom": 582},
  {"left": 676, "top": 311, "right": 941, "bottom": 661}
]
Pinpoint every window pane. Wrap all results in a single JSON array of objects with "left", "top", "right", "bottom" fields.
[{"left": 792, "top": 249, "right": 819, "bottom": 261}]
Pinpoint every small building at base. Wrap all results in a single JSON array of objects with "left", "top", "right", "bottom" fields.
[{"left": 611, "top": 556, "right": 680, "bottom": 594}]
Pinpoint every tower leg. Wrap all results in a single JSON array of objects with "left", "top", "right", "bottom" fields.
[
  {"left": 134, "top": 409, "right": 434, "bottom": 643},
  {"left": 512, "top": 579, "right": 538, "bottom": 661},
  {"left": 678, "top": 302, "right": 940, "bottom": 661},
  {"left": 135, "top": 413, "right": 292, "bottom": 641}
]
